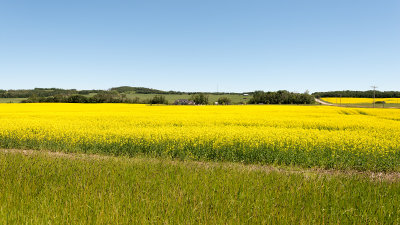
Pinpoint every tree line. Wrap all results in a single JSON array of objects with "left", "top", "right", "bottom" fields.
[
  {"left": 21, "top": 93, "right": 217, "bottom": 105},
  {"left": 0, "top": 88, "right": 101, "bottom": 98},
  {"left": 4, "top": 87, "right": 399, "bottom": 100},
  {"left": 313, "top": 90, "right": 400, "bottom": 98},
  {"left": 22, "top": 91, "right": 141, "bottom": 104},
  {"left": 0, "top": 86, "right": 247, "bottom": 98},
  {"left": 20, "top": 91, "right": 315, "bottom": 105},
  {"left": 248, "top": 90, "right": 315, "bottom": 104},
  {"left": 2, "top": 86, "right": 316, "bottom": 105},
  {"left": 0, "top": 87, "right": 172, "bottom": 98}
]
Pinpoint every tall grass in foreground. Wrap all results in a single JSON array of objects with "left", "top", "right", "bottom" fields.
[{"left": 0, "top": 151, "right": 399, "bottom": 224}]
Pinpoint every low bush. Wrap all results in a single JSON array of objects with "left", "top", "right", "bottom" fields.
[
  {"left": 150, "top": 95, "right": 168, "bottom": 104},
  {"left": 217, "top": 97, "right": 231, "bottom": 105}
]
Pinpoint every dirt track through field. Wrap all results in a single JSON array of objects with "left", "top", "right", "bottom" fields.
[
  {"left": 315, "top": 98, "right": 336, "bottom": 106},
  {"left": 315, "top": 98, "right": 400, "bottom": 109},
  {"left": 1, "top": 148, "right": 399, "bottom": 182}
]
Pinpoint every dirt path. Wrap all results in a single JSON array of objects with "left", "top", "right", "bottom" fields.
[
  {"left": 1, "top": 148, "right": 399, "bottom": 182},
  {"left": 315, "top": 98, "right": 336, "bottom": 106}
]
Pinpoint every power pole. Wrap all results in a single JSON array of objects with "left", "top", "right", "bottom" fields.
[{"left": 371, "top": 85, "right": 378, "bottom": 108}]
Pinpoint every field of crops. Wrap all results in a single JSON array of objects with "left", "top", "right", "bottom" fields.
[
  {"left": 1, "top": 103, "right": 400, "bottom": 171},
  {"left": 322, "top": 97, "right": 400, "bottom": 104}
]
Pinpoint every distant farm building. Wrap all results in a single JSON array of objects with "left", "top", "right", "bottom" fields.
[{"left": 174, "top": 99, "right": 195, "bottom": 105}]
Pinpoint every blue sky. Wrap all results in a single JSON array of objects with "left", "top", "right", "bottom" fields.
[{"left": 0, "top": 0, "right": 399, "bottom": 92}]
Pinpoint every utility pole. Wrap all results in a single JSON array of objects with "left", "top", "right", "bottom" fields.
[{"left": 371, "top": 85, "right": 377, "bottom": 108}]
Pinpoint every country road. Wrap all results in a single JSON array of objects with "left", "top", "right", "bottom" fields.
[{"left": 315, "top": 98, "right": 335, "bottom": 106}]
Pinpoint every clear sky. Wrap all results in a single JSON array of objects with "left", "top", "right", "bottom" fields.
[{"left": 0, "top": 0, "right": 399, "bottom": 93}]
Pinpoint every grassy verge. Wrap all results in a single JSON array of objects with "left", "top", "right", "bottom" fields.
[
  {"left": 0, "top": 98, "right": 26, "bottom": 103},
  {"left": 0, "top": 150, "right": 399, "bottom": 224}
]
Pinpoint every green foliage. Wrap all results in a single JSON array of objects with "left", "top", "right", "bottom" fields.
[
  {"left": 149, "top": 95, "right": 168, "bottom": 104},
  {"left": 248, "top": 90, "right": 315, "bottom": 104},
  {"left": 0, "top": 98, "right": 26, "bottom": 103},
  {"left": 90, "top": 91, "right": 120, "bottom": 103},
  {"left": 190, "top": 93, "right": 209, "bottom": 105},
  {"left": 21, "top": 91, "right": 142, "bottom": 104},
  {"left": 122, "top": 93, "right": 248, "bottom": 105},
  {"left": 313, "top": 90, "right": 400, "bottom": 98},
  {"left": 0, "top": 86, "right": 248, "bottom": 104},
  {"left": 0, "top": 88, "right": 103, "bottom": 98},
  {"left": 17, "top": 92, "right": 252, "bottom": 105},
  {"left": 66, "top": 95, "right": 89, "bottom": 103},
  {"left": 217, "top": 96, "right": 231, "bottom": 105},
  {"left": 110, "top": 86, "right": 186, "bottom": 94},
  {"left": 111, "top": 86, "right": 165, "bottom": 94}
]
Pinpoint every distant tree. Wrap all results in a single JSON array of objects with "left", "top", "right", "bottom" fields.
[
  {"left": 248, "top": 91, "right": 267, "bottom": 104},
  {"left": 20, "top": 91, "right": 144, "bottom": 104},
  {"left": 66, "top": 95, "right": 89, "bottom": 103},
  {"left": 217, "top": 97, "right": 231, "bottom": 105},
  {"left": 150, "top": 95, "right": 168, "bottom": 104},
  {"left": 190, "top": 93, "right": 209, "bottom": 105},
  {"left": 248, "top": 90, "right": 314, "bottom": 104},
  {"left": 52, "top": 94, "right": 66, "bottom": 102},
  {"left": 90, "top": 91, "right": 121, "bottom": 103},
  {"left": 313, "top": 90, "right": 400, "bottom": 98}
]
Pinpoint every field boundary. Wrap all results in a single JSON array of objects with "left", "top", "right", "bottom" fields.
[
  {"left": 316, "top": 98, "right": 400, "bottom": 109},
  {"left": 2, "top": 148, "right": 399, "bottom": 182}
]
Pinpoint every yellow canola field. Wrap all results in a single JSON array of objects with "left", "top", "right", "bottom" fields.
[
  {"left": 0, "top": 103, "right": 399, "bottom": 170},
  {"left": 321, "top": 97, "right": 400, "bottom": 104}
]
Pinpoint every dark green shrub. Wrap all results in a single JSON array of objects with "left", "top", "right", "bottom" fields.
[
  {"left": 190, "top": 93, "right": 209, "bottom": 105},
  {"left": 248, "top": 90, "right": 315, "bottom": 104},
  {"left": 66, "top": 95, "right": 89, "bottom": 103},
  {"left": 150, "top": 95, "right": 168, "bottom": 104},
  {"left": 217, "top": 97, "right": 231, "bottom": 105}
]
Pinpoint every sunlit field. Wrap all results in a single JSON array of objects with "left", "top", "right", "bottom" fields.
[
  {"left": 322, "top": 97, "right": 400, "bottom": 104},
  {"left": 1, "top": 150, "right": 399, "bottom": 224},
  {"left": 0, "top": 98, "right": 26, "bottom": 103},
  {"left": 1, "top": 103, "right": 400, "bottom": 171}
]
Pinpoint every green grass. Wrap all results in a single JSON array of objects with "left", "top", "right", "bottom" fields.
[
  {"left": 0, "top": 150, "right": 399, "bottom": 224},
  {"left": 81, "top": 93, "right": 249, "bottom": 104},
  {"left": 0, "top": 98, "right": 26, "bottom": 103},
  {"left": 124, "top": 93, "right": 249, "bottom": 104},
  {"left": 0, "top": 93, "right": 248, "bottom": 104}
]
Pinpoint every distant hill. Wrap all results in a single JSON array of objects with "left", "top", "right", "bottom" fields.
[
  {"left": 110, "top": 86, "right": 170, "bottom": 94},
  {"left": 3, "top": 87, "right": 399, "bottom": 99},
  {"left": 0, "top": 88, "right": 100, "bottom": 98},
  {"left": 0, "top": 86, "right": 244, "bottom": 98},
  {"left": 0, "top": 86, "right": 173, "bottom": 98}
]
